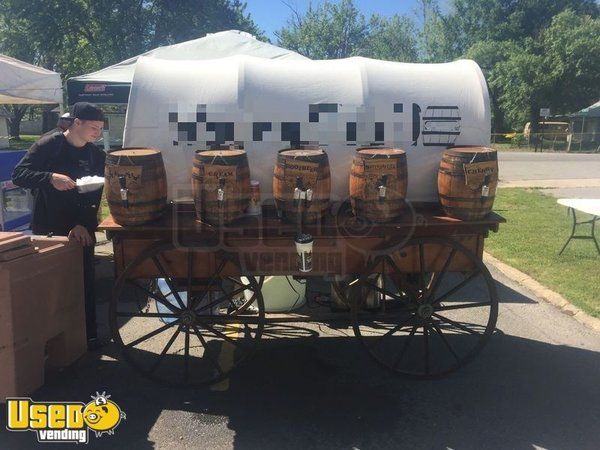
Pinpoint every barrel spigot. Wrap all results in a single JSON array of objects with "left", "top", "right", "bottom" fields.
[
  {"left": 305, "top": 188, "right": 313, "bottom": 208},
  {"left": 217, "top": 177, "right": 226, "bottom": 208},
  {"left": 377, "top": 175, "right": 388, "bottom": 202},
  {"left": 119, "top": 175, "right": 129, "bottom": 208},
  {"left": 293, "top": 177, "right": 304, "bottom": 208},
  {"left": 481, "top": 174, "right": 490, "bottom": 198}
]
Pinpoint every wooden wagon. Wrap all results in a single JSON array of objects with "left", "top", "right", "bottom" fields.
[{"left": 99, "top": 201, "right": 504, "bottom": 386}]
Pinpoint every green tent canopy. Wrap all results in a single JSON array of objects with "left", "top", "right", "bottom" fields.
[{"left": 571, "top": 100, "right": 600, "bottom": 117}]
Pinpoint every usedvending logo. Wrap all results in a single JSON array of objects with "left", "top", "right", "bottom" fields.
[{"left": 6, "top": 392, "right": 126, "bottom": 444}]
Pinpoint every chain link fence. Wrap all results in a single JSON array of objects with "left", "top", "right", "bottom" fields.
[{"left": 490, "top": 132, "right": 600, "bottom": 152}]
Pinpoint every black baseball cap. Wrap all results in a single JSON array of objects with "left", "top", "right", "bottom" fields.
[{"left": 71, "top": 102, "right": 105, "bottom": 122}]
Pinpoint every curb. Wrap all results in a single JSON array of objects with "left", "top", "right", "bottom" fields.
[
  {"left": 498, "top": 178, "right": 600, "bottom": 189},
  {"left": 483, "top": 252, "right": 600, "bottom": 334}
]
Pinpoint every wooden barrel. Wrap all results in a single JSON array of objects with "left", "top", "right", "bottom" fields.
[
  {"left": 105, "top": 148, "right": 167, "bottom": 226},
  {"left": 192, "top": 149, "right": 250, "bottom": 225},
  {"left": 349, "top": 147, "right": 408, "bottom": 222},
  {"left": 273, "top": 148, "right": 331, "bottom": 224},
  {"left": 438, "top": 146, "right": 498, "bottom": 220}
]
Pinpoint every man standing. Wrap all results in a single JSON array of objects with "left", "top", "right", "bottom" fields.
[
  {"left": 41, "top": 112, "right": 74, "bottom": 137},
  {"left": 12, "top": 102, "right": 106, "bottom": 350}
]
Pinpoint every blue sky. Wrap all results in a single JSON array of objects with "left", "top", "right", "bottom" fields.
[{"left": 244, "top": 0, "right": 449, "bottom": 41}]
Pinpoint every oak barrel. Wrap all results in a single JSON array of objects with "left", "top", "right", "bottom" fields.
[
  {"left": 273, "top": 148, "right": 331, "bottom": 224},
  {"left": 349, "top": 147, "right": 408, "bottom": 222},
  {"left": 438, "top": 146, "right": 498, "bottom": 220},
  {"left": 105, "top": 148, "right": 167, "bottom": 225},
  {"left": 192, "top": 148, "right": 251, "bottom": 225}
]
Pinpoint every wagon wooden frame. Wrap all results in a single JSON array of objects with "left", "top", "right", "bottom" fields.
[{"left": 100, "top": 201, "right": 504, "bottom": 386}]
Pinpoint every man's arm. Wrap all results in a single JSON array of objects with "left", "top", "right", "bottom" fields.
[
  {"left": 12, "top": 141, "right": 54, "bottom": 189},
  {"left": 12, "top": 138, "right": 76, "bottom": 191}
]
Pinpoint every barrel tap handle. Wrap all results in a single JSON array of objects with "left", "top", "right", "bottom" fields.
[
  {"left": 481, "top": 174, "right": 491, "bottom": 198},
  {"left": 118, "top": 175, "right": 129, "bottom": 208},
  {"left": 305, "top": 188, "right": 313, "bottom": 208},
  {"left": 217, "top": 177, "right": 226, "bottom": 208},
  {"left": 293, "top": 177, "right": 304, "bottom": 208},
  {"left": 377, "top": 175, "right": 388, "bottom": 202}
]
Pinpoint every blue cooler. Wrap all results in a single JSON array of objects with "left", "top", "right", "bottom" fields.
[{"left": 0, "top": 150, "right": 32, "bottom": 231}]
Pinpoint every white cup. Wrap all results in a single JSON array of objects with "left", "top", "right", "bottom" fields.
[
  {"left": 247, "top": 180, "right": 262, "bottom": 215},
  {"left": 295, "top": 234, "right": 314, "bottom": 272}
]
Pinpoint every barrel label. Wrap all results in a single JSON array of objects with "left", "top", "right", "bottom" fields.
[
  {"left": 364, "top": 159, "right": 398, "bottom": 199},
  {"left": 201, "top": 165, "right": 237, "bottom": 180},
  {"left": 463, "top": 161, "right": 497, "bottom": 189},
  {"left": 284, "top": 160, "right": 319, "bottom": 189},
  {"left": 105, "top": 166, "right": 143, "bottom": 193},
  {"left": 200, "top": 165, "right": 238, "bottom": 200}
]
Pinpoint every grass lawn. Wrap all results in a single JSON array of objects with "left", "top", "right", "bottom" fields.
[
  {"left": 489, "top": 142, "right": 570, "bottom": 152},
  {"left": 487, "top": 188, "right": 600, "bottom": 318},
  {"left": 100, "top": 193, "right": 110, "bottom": 221},
  {"left": 490, "top": 143, "right": 530, "bottom": 152},
  {"left": 8, "top": 134, "right": 39, "bottom": 150}
]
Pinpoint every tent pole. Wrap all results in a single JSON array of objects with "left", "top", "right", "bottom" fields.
[
  {"left": 102, "top": 129, "right": 110, "bottom": 153},
  {"left": 579, "top": 115, "right": 585, "bottom": 152}
]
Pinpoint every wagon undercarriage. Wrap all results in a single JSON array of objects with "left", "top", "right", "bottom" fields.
[{"left": 101, "top": 202, "right": 503, "bottom": 386}]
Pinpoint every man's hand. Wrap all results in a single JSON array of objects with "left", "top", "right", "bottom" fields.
[
  {"left": 50, "top": 173, "right": 76, "bottom": 191},
  {"left": 68, "top": 225, "right": 93, "bottom": 246}
]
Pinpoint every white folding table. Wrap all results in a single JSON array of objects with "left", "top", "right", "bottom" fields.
[{"left": 557, "top": 198, "right": 600, "bottom": 255}]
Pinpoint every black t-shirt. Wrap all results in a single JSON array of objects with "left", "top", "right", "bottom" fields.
[
  {"left": 62, "top": 139, "right": 92, "bottom": 180},
  {"left": 12, "top": 132, "right": 106, "bottom": 236}
]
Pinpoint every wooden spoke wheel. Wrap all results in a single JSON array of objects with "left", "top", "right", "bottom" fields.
[
  {"left": 109, "top": 241, "right": 265, "bottom": 386},
  {"left": 344, "top": 237, "right": 498, "bottom": 379}
]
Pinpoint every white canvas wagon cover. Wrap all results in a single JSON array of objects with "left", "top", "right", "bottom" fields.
[{"left": 124, "top": 55, "right": 490, "bottom": 202}]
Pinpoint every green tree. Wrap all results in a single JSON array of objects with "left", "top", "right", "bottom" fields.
[
  {"left": 415, "top": 0, "right": 455, "bottom": 62},
  {"left": 423, "top": 0, "right": 599, "bottom": 131},
  {"left": 433, "top": 0, "right": 598, "bottom": 59},
  {"left": 541, "top": 9, "right": 600, "bottom": 114},
  {"left": 0, "top": 11, "right": 40, "bottom": 138},
  {"left": 0, "top": 0, "right": 263, "bottom": 77},
  {"left": 0, "top": 0, "right": 263, "bottom": 137},
  {"left": 364, "top": 14, "right": 418, "bottom": 62},
  {"left": 492, "top": 42, "right": 548, "bottom": 130},
  {"left": 276, "top": 0, "right": 417, "bottom": 61},
  {"left": 466, "top": 40, "right": 519, "bottom": 132},
  {"left": 276, "top": 0, "right": 368, "bottom": 59},
  {"left": 492, "top": 10, "right": 600, "bottom": 131}
]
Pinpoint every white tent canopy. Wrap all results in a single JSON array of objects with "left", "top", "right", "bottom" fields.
[
  {"left": 124, "top": 55, "right": 490, "bottom": 202},
  {"left": 67, "top": 30, "right": 308, "bottom": 104},
  {"left": 0, "top": 54, "right": 63, "bottom": 104}
]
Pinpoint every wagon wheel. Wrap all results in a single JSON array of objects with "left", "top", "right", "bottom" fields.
[
  {"left": 109, "top": 241, "right": 265, "bottom": 386},
  {"left": 344, "top": 236, "right": 498, "bottom": 379}
]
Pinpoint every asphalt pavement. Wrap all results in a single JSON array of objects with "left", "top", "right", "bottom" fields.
[
  {"left": 498, "top": 151, "right": 600, "bottom": 198},
  {"left": 1, "top": 240, "right": 599, "bottom": 450}
]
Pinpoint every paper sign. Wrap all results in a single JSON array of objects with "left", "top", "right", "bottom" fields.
[
  {"left": 283, "top": 160, "right": 320, "bottom": 190},
  {"left": 200, "top": 164, "right": 238, "bottom": 201},
  {"left": 463, "top": 161, "right": 497, "bottom": 190},
  {"left": 105, "top": 166, "right": 143, "bottom": 194},
  {"left": 363, "top": 159, "right": 399, "bottom": 199}
]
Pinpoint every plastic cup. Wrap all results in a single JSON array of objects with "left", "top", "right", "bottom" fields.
[{"left": 295, "top": 233, "right": 313, "bottom": 272}]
